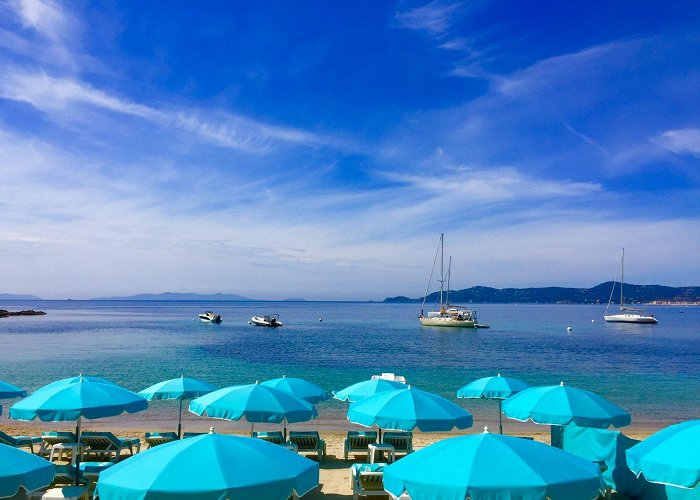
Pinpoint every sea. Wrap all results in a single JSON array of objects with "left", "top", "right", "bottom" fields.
[{"left": 1, "top": 300, "right": 698, "bottom": 433}]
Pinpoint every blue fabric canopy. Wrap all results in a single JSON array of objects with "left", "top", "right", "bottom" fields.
[
  {"left": 0, "top": 443, "right": 55, "bottom": 498},
  {"left": 0, "top": 380, "right": 27, "bottom": 399},
  {"left": 347, "top": 386, "right": 473, "bottom": 432},
  {"left": 139, "top": 376, "right": 217, "bottom": 401},
  {"left": 333, "top": 378, "right": 406, "bottom": 402},
  {"left": 9, "top": 376, "right": 148, "bottom": 422},
  {"left": 383, "top": 432, "right": 606, "bottom": 500},
  {"left": 261, "top": 376, "right": 330, "bottom": 404},
  {"left": 457, "top": 374, "right": 529, "bottom": 399},
  {"left": 626, "top": 419, "right": 700, "bottom": 489},
  {"left": 189, "top": 382, "right": 317, "bottom": 424},
  {"left": 96, "top": 432, "right": 319, "bottom": 500},
  {"left": 140, "top": 376, "right": 217, "bottom": 438},
  {"left": 502, "top": 383, "right": 631, "bottom": 429}
]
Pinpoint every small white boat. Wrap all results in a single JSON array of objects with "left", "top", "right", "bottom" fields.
[
  {"left": 418, "top": 234, "right": 479, "bottom": 328},
  {"left": 604, "top": 248, "right": 658, "bottom": 324},
  {"left": 250, "top": 314, "right": 283, "bottom": 327},
  {"left": 198, "top": 311, "right": 222, "bottom": 323}
]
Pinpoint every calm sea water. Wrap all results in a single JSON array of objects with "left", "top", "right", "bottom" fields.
[{"left": 1, "top": 300, "right": 698, "bottom": 432}]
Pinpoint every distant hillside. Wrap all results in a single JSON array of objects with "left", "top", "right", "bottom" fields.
[
  {"left": 0, "top": 293, "right": 42, "bottom": 300},
  {"left": 385, "top": 282, "right": 700, "bottom": 304},
  {"left": 92, "top": 292, "right": 254, "bottom": 301}
]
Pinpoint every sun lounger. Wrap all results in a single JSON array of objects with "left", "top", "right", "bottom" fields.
[
  {"left": 0, "top": 429, "right": 42, "bottom": 454},
  {"left": 351, "top": 463, "right": 387, "bottom": 500},
  {"left": 144, "top": 432, "right": 179, "bottom": 448},
  {"left": 183, "top": 432, "right": 206, "bottom": 439},
  {"left": 288, "top": 431, "right": 326, "bottom": 461},
  {"left": 381, "top": 431, "right": 413, "bottom": 455},
  {"left": 39, "top": 432, "right": 78, "bottom": 457},
  {"left": 252, "top": 431, "right": 286, "bottom": 445},
  {"left": 344, "top": 431, "right": 378, "bottom": 460},
  {"left": 79, "top": 431, "right": 141, "bottom": 462},
  {"left": 29, "top": 465, "right": 92, "bottom": 500}
]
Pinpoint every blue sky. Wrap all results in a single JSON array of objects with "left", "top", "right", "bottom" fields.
[{"left": 1, "top": 0, "right": 699, "bottom": 300}]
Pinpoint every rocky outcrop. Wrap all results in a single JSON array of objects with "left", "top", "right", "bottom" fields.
[{"left": 0, "top": 309, "right": 46, "bottom": 318}]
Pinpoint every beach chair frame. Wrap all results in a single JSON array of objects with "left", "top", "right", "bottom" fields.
[
  {"left": 352, "top": 471, "right": 386, "bottom": 500},
  {"left": 288, "top": 431, "right": 326, "bottom": 461},
  {"left": 344, "top": 431, "right": 378, "bottom": 461},
  {"left": 0, "top": 429, "right": 42, "bottom": 454},
  {"left": 381, "top": 431, "right": 413, "bottom": 456},
  {"left": 252, "top": 431, "right": 286, "bottom": 445},
  {"left": 79, "top": 431, "right": 141, "bottom": 462},
  {"left": 144, "top": 432, "right": 179, "bottom": 448}
]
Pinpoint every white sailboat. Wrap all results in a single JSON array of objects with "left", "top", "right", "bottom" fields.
[
  {"left": 604, "top": 248, "right": 658, "bottom": 324},
  {"left": 419, "top": 234, "right": 478, "bottom": 328}
]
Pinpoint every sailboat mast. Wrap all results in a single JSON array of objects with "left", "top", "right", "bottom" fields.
[
  {"left": 439, "top": 233, "right": 444, "bottom": 306},
  {"left": 446, "top": 256, "right": 451, "bottom": 305},
  {"left": 620, "top": 247, "right": 625, "bottom": 309}
]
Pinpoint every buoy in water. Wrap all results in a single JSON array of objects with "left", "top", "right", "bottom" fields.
[
  {"left": 567, "top": 326, "right": 572, "bottom": 332},
  {"left": 592, "top": 319, "right": 595, "bottom": 323},
  {"left": 319, "top": 318, "right": 323, "bottom": 322}
]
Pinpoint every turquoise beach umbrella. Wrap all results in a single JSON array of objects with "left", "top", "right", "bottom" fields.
[
  {"left": 457, "top": 373, "right": 530, "bottom": 434},
  {"left": 0, "top": 443, "right": 55, "bottom": 498},
  {"left": 626, "top": 419, "right": 700, "bottom": 489},
  {"left": 139, "top": 375, "right": 217, "bottom": 438},
  {"left": 347, "top": 386, "right": 473, "bottom": 432},
  {"left": 10, "top": 376, "right": 148, "bottom": 423},
  {"left": 96, "top": 431, "right": 319, "bottom": 500},
  {"left": 333, "top": 378, "right": 406, "bottom": 402},
  {"left": 0, "top": 380, "right": 27, "bottom": 399},
  {"left": 502, "top": 382, "right": 631, "bottom": 429},
  {"left": 9, "top": 375, "right": 148, "bottom": 483},
  {"left": 261, "top": 376, "right": 330, "bottom": 404},
  {"left": 383, "top": 430, "right": 606, "bottom": 500},
  {"left": 189, "top": 382, "right": 317, "bottom": 438}
]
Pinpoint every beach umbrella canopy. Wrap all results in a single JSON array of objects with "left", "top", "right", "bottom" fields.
[
  {"left": 10, "top": 376, "right": 148, "bottom": 422},
  {"left": 261, "top": 376, "right": 330, "bottom": 404},
  {"left": 189, "top": 382, "right": 317, "bottom": 437},
  {"left": 457, "top": 373, "right": 530, "bottom": 434},
  {"left": 626, "top": 419, "right": 700, "bottom": 489},
  {"left": 96, "top": 431, "right": 319, "bottom": 500},
  {"left": 333, "top": 378, "right": 406, "bottom": 402},
  {"left": 139, "top": 375, "right": 217, "bottom": 438},
  {"left": 9, "top": 375, "right": 148, "bottom": 483},
  {"left": 347, "top": 386, "right": 473, "bottom": 432},
  {"left": 502, "top": 382, "right": 631, "bottom": 429},
  {"left": 0, "top": 380, "right": 27, "bottom": 399},
  {"left": 0, "top": 443, "right": 56, "bottom": 498},
  {"left": 383, "top": 430, "right": 606, "bottom": 500}
]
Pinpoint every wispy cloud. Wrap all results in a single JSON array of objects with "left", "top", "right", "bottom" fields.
[
  {"left": 0, "top": 69, "right": 328, "bottom": 153},
  {"left": 395, "top": 0, "right": 464, "bottom": 37},
  {"left": 653, "top": 128, "right": 700, "bottom": 158}
]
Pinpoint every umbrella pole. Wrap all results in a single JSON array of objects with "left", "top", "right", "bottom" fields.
[
  {"left": 499, "top": 399, "right": 503, "bottom": 434},
  {"left": 284, "top": 419, "right": 287, "bottom": 441},
  {"left": 251, "top": 422, "right": 254, "bottom": 436},
  {"left": 178, "top": 398, "right": 183, "bottom": 439},
  {"left": 74, "top": 416, "right": 82, "bottom": 485}
]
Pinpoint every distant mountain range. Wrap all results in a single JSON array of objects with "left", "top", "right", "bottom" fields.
[
  {"left": 384, "top": 282, "right": 700, "bottom": 304},
  {"left": 0, "top": 293, "right": 42, "bottom": 300},
  {"left": 91, "top": 292, "right": 254, "bottom": 301}
]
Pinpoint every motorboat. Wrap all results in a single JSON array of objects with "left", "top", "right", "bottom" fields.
[
  {"left": 604, "top": 248, "right": 658, "bottom": 324},
  {"left": 250, "top": 314, "right": 283, "bottom": 327},
  {"left": 198, "top": 311, "right": 222, "bottom": 323},
  {"left": 418, "top": 234, "right": 479, "bottom": 328}
]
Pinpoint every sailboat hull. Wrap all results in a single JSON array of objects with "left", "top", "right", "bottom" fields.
[
  {"left": 604, "top": 314, "right": 658, "bottom": 324},
  {"left": 419, "top": 316, "right": 476, "bottom": 328}
]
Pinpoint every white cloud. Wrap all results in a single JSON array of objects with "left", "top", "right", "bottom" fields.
[
  {"left": 0, "top": 69, "right": 327, "bottom": 153},
  {"left": 11, "top": 0, "right": 71, "bottom": 42},
  {"left": 653, "top": 128, "right": 700, "bottom": 158},
  {"left": 395, "top": 0, "right": 464, "bottom": 37}
]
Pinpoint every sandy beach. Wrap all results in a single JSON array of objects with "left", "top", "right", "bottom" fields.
[{"left": 1, "top": 421, "right": 654, "bottom": 499}]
